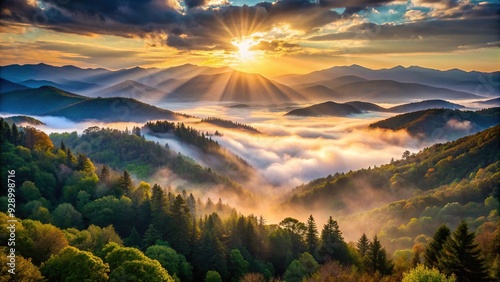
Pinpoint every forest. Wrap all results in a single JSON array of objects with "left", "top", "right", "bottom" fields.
[{"left": 0, "top": 118, "right": 499, "bottom": 281}]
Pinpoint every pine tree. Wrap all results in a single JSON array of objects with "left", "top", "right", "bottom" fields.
[
  {"left": 438, "top": 221, "right": 489, "bottom": 282},
  {"left": 318, "top": 216, "right": 350, "bottom": 264},
  {"left": 60, "top": 140, "right": 66, "bottom": 151},
  {"left": 357, "top": 233, "right": 370, "bottom": 258},
  {"left": 11, "top": 123, "right": 19, "bottom": 145},
  {"left": 167, "top": 195, "right": 193, "bottom": 257},
  {"left": 424, "top": 224, "right": 451, "bottom": 268},
  {"left": 306, "top": 215, "right": 319, "bottom": 257},
  {"left": 100, "top": 165, "right": 110, "bottom": 182},
  {"left": 119, "top": 170, "right": 133, "bottom": 196},
  {"left": 365, "top": 235, "right": 393, "bottom": 275}
]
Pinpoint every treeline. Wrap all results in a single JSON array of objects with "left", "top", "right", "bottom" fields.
[
  {"left": 199, "top": 117, "right": 261, "bottom": 134},
  {"left": 145, "top": 121, "right": 220, "bottom": 153}
]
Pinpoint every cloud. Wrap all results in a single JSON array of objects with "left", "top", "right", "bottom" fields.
[{"left": 307, "top": 17, "right": 500, "bottom": 54}]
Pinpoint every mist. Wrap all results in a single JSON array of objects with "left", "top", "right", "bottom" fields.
[{"left": 12, "top": 104, "right": 432, "bottom": 226}]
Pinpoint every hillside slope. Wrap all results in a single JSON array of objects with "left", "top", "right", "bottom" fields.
[
  {"left": 284, "top": 125, "right": 500, "bottom": 217},
  {"left": 0, "top": 86, "right": 87, "bottom": 115},
  {"left": 369, "top": 108, "right": 500, "bottom": 139}
]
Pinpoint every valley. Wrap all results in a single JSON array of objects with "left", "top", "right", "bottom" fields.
[{"left": 1, "top": 62, "right": 499, "bottom": 282}]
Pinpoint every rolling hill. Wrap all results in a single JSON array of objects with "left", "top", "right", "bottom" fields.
[
  {"left": 199, "top": 117, "right": 261, "bottom": 134},
  {"left": 0, "top": 78, "right": 30, "bottom": 93},
  {"left": 344, "top": 101, "right": 388, "bottom": 112},
  {"left": 369, "top": 107, "right": 500, "bottom": 140},
  {"left": 44, "top": 97, "right": 178, "bottom": 122},
  {"left": 387, "top": 99, "right": 465, "bottom": 113},
  {"left": 0, "top": 86, "right": 88, "bottom": 115},
  {"left": 286, "top": 99, "right": 468, "bottom": 116},
  {"left": 284, "top": 125, "right": 500, "bottom": 215},
  {"left": 295, "top": 75, "right": 367, "bottom": 89},
  {"left": 285, "top": 101, "right": 361, "bottom": 117},
  {"left": 0, "top": 86, "right": 181, "bottom": 122},
  {"left": 19, "top": 79, "right": 99, "bottom": 93},
  {"left": 475, "top": 97, "right": 500, "bottom": 107},
  {"left": 165, "top": 70, "right": 307, "bottom": 103},
  {"left": 3, "top": 115, "right": 45, "bottom": 125}
]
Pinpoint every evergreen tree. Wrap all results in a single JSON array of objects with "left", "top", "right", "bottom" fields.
[
  {"left": 438, "top": 221, "right": 489, "bottom": 282},
  {"left": 425, "top": 225, "right": 451, "bottom": 268},
  {"left": 11, "top": 123, "right": 19, "bottom": 145},
  {"left": 318, "top": 216, "right": 350, "bottom": 264},
  {"left": 60, "top": 140, "right": 66, "bottom": 151},
  {"left": 119, "top": 170, "right": 133, "bottom": 196},
  {"left": 357, "top": 233, "right": 370, "bottom": 259},
  {"left": 365, "top": 235, "right": 393, "bottom": 275},
  {"left": 306, "top": 215, "right": 319, "bottom": 257},
  {"left": 100, "top": 165, "right": 110, "bottom": 182},
  {"left": 167, "top": 195, "right": 193, "bottom": 257}
]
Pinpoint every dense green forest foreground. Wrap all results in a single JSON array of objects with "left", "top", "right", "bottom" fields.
[{"left": 0, "top": 118, "right": 499, "bottom": 281}]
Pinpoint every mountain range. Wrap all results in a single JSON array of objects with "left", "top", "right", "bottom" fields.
[
  {"left": 1, "top": 63, "right": 498, "bottom": 104},
  {"left": 297, "top": 80, "right": 481, "bottom": 103},
  {"left": 276, "top": 64, "right": 500, "bottom": 97}
]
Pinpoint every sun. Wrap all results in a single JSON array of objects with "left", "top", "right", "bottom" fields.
[{"left": 231, "top": 38, "right": 259, "bottom": 61}]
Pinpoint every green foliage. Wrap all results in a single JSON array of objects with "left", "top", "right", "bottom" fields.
[
  {"left": 145, "top": 245, "right": 193, "bottom": 281},
  {"left": 0, "top": 249, "right": 44, "bottom": 282},
  {"left": 52, "top": 203, "right": 84, "bottom": 229},
  {"left": 109, "top": 260, "right": 174, "bottom": 282},
  {"left": 50, "top": 127, "right": 223, "bottom": 182},
  {"left": 204, "top": 270, "right": 222, "bottom": 282},
  {"left": 402, "top": 264, "right": 455, "bottom": 282},
  {"left": 306, "top": 215, "right": 319, "bottom": 257},
  {"left": 40, "top": 246, "right": 109, "bottom": 282},
  {"left": 229, "top": 249, "right": 250, "bottom": 282}
]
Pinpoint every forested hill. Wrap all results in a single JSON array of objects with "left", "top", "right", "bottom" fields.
[
  {"left": 369, "top": 107, "right": 500, "bottom": 140},
  {"left": 198, "top": 117, "right": 261, "bottom": 134},
  {"left": 49, "top": 126, "right": 251, "bottom": 199},
  {"left": 285, "top": 125, "right": 500, "bottom": 215},
  {"left": 144, "top": 120, "right": 254, "bottom": 182}
]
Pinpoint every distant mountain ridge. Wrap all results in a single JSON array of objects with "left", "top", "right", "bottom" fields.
[
  {"left": 311, "top": 80, "right": 481, "bottom": 102},
  {"left": 165, "top": 70, "right": 307, "bottom": 103},
  {"left": 94, "top": 80, "right": 168, "bottom": 102},
  {"left": 0, "top": 86, "right": 181, "bottom": 122},
  {"left": 275, "top": 64, "right": 500, "bottom": 97},
  {"left": 0, "top": 78, "right": 30, "bottom": 93}
]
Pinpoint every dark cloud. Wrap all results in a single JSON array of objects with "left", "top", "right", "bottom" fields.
[
  {"left": 0, "top": 0, "right": 498, "bottom": 53},
  {"left": 309, "top": 18, "right": 499, "bottom": 41}
]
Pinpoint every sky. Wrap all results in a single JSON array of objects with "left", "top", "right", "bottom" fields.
[{"left": 1, "top": 0, "right": 499, "bottom": 77}]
